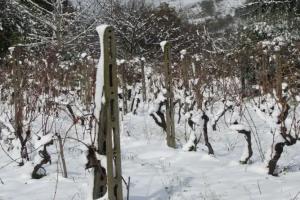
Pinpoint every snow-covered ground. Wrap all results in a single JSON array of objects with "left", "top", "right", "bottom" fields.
[{"left": 1, "top": 102, "right": 300, "bottom": 200}]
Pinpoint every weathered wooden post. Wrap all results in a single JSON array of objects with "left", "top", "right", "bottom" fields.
[
  {"left": 140, "top": 58, "right": 147, "bottom": 102},
  {"left": 119, "top": 61, "right": 128, "bottom": 114},
  {"left": 95, "top": 25, "right": 123, "bottom": 200},
  {"left": 180, "top": 49, "right": 190, "bottom": 92},
  {"left": 161, "top": 41, "right": 176, "bottom": 148}
]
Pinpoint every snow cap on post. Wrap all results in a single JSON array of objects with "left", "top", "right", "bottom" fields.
[
  {"left": 180, "top": 49, "right": 187, "bottom": 60},
  {"left": 94, "top": 25, "right": 110, "bottom": 120},
  {"left": 160, "top": 41, "right": 168, "bottom": 52},
  {"left": 180, "top": 49, "right": 187, "bottom": 55}
]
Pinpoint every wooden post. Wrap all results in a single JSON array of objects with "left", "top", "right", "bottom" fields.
[
  {"left": 141, "top": 58, "right": 147, "bottom": 102},
  {"left": 162, "top": 41, "right": 176, "bottom": 148},
  {"left": 96, "top": 25, "right": 123, "bottom": 200},
  {"left": 57, "top": 134, "right": 68, "bottom": 178},
  {"left": 180, "top": 50, "right": 190, "bottom": 137},
  {"left": 120, "top": 62, "right": 128, "bottom": 114},
  {"left": 180, "top": 50, "right": 190, "bottom": 92}
]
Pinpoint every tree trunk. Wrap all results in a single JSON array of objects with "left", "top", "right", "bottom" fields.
[
  {"left": 202, "top": 112, "right": 214, "bottom": 155},
  {"left": 238, "top": 130, "right": 253, "bottom": 164},
  {"left": 268, "top": 142, "right": 285, "bottom": 176}
]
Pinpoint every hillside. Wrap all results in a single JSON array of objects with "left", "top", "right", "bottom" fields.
[{"left": 151, "top": 0, "right": 246, "bottom": 17}]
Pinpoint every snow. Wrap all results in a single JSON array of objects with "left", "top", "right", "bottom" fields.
[
  {"left": 191, "top": 62, "right": 195, "bottom": 76},
  {"left": 182, "top": 131, "right": 196, "bottom": 151},
  {"left": 0, "top": 116, "right": 14, "bottom": 133},
  {"left": 117, "top": 59, "right": 126, "bottom": 65},
  {"left": 180, "top": 49, "right": 187, "bottom": 55},
  {"left": 282, "top": 82, "right": 288, "bottom": 90},
  {"left": 94, "top": 25, "right": 109, "bottom": 120},
  {"left": 8, "top": 47, "right": 15, "bottom": 55},
  {"left": 81, "top": 52, "right": 87, "bottom": 58},
  {"left": 1, "top": 99, "right": 300, "bottom": 199},
  {"left": 230, "top": 124, "right": 250, "bottom": 132},
  {"left": 160, "top": 41, "right": 168, "bottom": 52},
  {"left": 86, "top": 168, "right": 95, "bottom": 200},
  {"left": 274, "top": 45, "right": 280, "bottom": 52},
  {"left": 34, "top": 134, "right": 53, "bottom": 149},
  {"left": 180, "top": 49, "right": 187, "bottom": 60},
  {"left": 218, "top": 0, "right": 247, "bottom": 16}
]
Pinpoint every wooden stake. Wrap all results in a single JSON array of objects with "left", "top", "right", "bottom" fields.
[
  {"left": 141, "top": 58, "right": 147, "bottom": 102},
  {"left": 162, "top": 41, "right": 176, "bottom": 148},
  {"left": 102, "top": 25, "right": 123, "bottom": 200},
  {"left": 57, "top": 134, "right": 68, "bottom": 178}
]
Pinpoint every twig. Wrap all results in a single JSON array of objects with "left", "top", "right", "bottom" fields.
[
  {"left": 56, "top": 133, "right": 68, "bottom": 178},
  {"left": 0, "top": 141, "right": 22, "bottom": 165},
  {"left": 52, "top": 141, "right": 60, "bottom": 200},
  {"left": 122, "top": 176, "right": 131, "bottom": 200},
  {"left": 291, "top": 191, "right": 300, "bottom": 200},
  {"left": 257, "top": 180, "right": 262, "bottom": 195}
]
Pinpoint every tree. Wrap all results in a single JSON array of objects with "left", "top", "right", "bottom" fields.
[
  {"left": 0, "top": 0, "right": 25, "bottom": 57},
  {"left": 96, "top": 0, "right": 198, "bottom": 60}
]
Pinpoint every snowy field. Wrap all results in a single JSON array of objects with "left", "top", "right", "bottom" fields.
[
  {"left": 1, "top": 102, "right": 300, "bottom": 200},
  {"left": 1, "top": 0, "right": 300, "bottom": 200}
]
